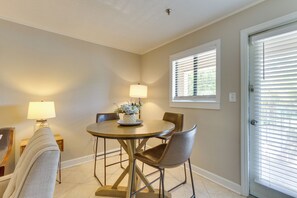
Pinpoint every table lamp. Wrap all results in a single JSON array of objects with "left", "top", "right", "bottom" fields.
[
  {"left": 129, "top": 84, "right": 148, "bottom": 119},
  {"left": 27, "top": 101, "right": 56, "bottom": 131}
]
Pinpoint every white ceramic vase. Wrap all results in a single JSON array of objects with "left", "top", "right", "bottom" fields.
[{"left": 123, "top": 114, "right": 137, "bottom": 123}]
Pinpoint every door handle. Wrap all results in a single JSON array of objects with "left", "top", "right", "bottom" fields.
[{"left": 251, "top": 119, "right": 258, "bottom": 126}]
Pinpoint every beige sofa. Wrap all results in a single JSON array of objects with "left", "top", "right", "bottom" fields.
[{"left": 0, "top": 127, "right": 60, "bottom": 198}]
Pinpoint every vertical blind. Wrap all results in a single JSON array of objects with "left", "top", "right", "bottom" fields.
[
  {"left": 250, "top": 24, "right": 297, "bottom": 197},
  {"left": 172, "top": 49, "right": 216, "bottom": 99}
]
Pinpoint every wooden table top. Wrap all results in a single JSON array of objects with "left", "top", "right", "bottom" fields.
[{"left": 86, "top": 120, "right": 175, "bottom": 139}]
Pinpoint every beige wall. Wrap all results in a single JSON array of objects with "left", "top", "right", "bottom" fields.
[
  {"left": 0, "top": 19, "right": 141, "bottom": 161},
  {"left": 141, "top": 0, "right": 297, "bottom": 184}
]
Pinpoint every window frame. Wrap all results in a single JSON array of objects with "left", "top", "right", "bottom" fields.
[{"left": 169, "top": 39, "right": 221, "bottom": 109}]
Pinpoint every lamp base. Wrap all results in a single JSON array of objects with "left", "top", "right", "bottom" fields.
[{"left": 34, "top": 120, "right": 49, "bottom": 132}]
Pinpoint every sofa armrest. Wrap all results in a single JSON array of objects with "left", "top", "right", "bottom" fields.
[{"left": 0, "top": 174, "right": 11, "bottom": 197}]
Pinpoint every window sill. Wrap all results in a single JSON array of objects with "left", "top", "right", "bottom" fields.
[{"left": 169, "top": 101, "right": 220, "bottom": 110}]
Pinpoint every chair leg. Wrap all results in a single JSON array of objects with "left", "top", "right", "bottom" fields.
[
  {"left": 168, "top": 162, "right": 187, "bottom": 192},
  {"left": 104, "top": 138, "right": 107, "bottom": 185},
  {"left": 159, "top": 177, "right": 161, "bottom": 198},
  {"left": 141, "top": 142, "right": 146, "bottom": 172},
  {"left": 94, "top": 137, "right": 98, "bottom": 177},
  {"left": 94, "top": 137, "right": 103, "bottom": 186},
  {"left": 158, "top": 167, "right": 162, "bottom": 198},
  {"left": 160, "top": 169, "right": 165, "bottom": 198},
  {"left": 163, "top": 169, "right": 165, "bottom": 185},
  {"left": 94, "top": 137, "right": 125, "bottom": 186},
  {"left": 120, "top": 145, "right": 124, "bottom": 169},
  {"left": 183, "top": 163, "right": 187, "bottom": 183},
  {"left": 188, "top": 158, "right": 196, "bottom": 198}
]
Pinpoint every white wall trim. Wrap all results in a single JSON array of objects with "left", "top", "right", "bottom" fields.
[
  {"left": 61, "top": 148, "right": 120, "bottom": 169},
  {"left": 169, "top": 39, "right": 221, "bottom": 110},
  {"left": 240, "top": 25, "right": 250, "bottom": 197},
  {"left": 191, "top": 163, "right": 241, "bottom": 194},
  {"left": 240, "top": 11, "right": 297, "bottom": 197}
]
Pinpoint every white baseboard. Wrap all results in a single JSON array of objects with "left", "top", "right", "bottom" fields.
[
  {"left": 60, "top": 149, "right": 242, "bottom": 195},
  {"left": 61, "top": 154, "right": 93, "bottom": 169},
  {"left": 190, "top": 164, "right": 242, "bottom": 195},
  {"left": 61, "top": 148, "right": 120, "bottom": 169}
]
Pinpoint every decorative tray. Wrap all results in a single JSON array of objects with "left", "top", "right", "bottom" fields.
[{"left": 117, "top": 120, "right": 143, "bottom": 126}]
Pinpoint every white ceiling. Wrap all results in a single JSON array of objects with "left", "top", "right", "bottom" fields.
[{"left": 0, "top": 0, "right": 262, "bottom": 54}]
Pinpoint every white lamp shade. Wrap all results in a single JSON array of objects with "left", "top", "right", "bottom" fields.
[
  {"left": 27, "top": 101, "right": 56, "bottom": 120},
  {"left": 129, "top": 84, "right": 148, "bottom": 98}
]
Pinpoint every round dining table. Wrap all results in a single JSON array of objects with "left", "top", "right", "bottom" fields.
[{"left": 86, "top": 119, "right": 175, "bottom": 198}]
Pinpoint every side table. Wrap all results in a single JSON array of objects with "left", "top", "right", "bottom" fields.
[{"left": 20, "top": 134, "right": 64, "bottom": 184}]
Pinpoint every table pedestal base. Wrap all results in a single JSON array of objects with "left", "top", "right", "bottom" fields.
[{"left": 95, "top": 185, "right": 171, "bottom": 198}]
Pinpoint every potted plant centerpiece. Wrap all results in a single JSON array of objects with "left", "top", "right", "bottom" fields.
[{"left": 115, "top": 102, "right": 140, "bottom": 123}]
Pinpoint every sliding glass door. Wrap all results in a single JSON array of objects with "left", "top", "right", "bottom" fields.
[{"left": 249, "top": 22, "right": 297, "bottom": 198}]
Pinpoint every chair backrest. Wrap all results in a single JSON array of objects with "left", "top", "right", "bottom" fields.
[
  {"left": 3, "top": 127, "right": 59, "bottom": 198},
  {"left": 96, "top": 113, "right": 119, "bottom": 123},
  {"left": 158, "top": 125, "right": 197, "bottom": 168},
  {"left": 163, "top": 112, "right": 184, "bottom": 133}
]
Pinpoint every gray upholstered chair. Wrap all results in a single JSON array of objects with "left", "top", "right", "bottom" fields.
[
  {"left": 0, "top": 128, "right": 14, "bottom": 177},
  {"left": 94, "top": 113, "right": 126, "bottom": 185},
  {"left": 131, "top": 125, "right": 197, "bottom": 198},
  {"left": 0, "top": 127, "right": 60, "bottom": 198}
]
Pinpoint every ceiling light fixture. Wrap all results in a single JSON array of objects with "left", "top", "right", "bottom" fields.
[{"left": 165, "top": 8, "right": 172, "bottom": 15}]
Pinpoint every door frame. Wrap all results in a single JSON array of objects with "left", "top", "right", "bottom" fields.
[{"left": 240, "top": 11, "right": 297, "bottom": 197}]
